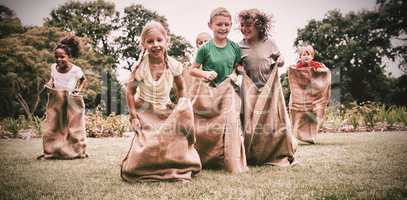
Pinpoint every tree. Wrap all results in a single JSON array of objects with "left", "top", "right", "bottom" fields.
[
  {"left": 295, "top": 10, "right": 394, "bottom": 104},
  {"left": 44, "top": 0, "right": 119, "bottom": 58},
  {"left": 116, "top": 4, "right": 191, "bottom": 70},
  {"left": 0, "top": 26, "right": 103, "bottom": 118},
  {"left": 115, "top": 4, "right": 167, "bottom": 70},
  {"left": 168, "top": 34, "right": 193, "bottom": 64},
  {"left": 45, "top": 0, "right": 121, "bottom": 114},
  {"left": 376, "top": 0, "right": 407, "bottom": 73},
  {"left": 0, "top": 5, "right": 24, "bottom": 38}
]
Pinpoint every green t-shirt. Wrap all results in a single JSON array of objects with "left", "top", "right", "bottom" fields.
[{"left": 195, "top": 39, "right": 241, "bottom": 85}]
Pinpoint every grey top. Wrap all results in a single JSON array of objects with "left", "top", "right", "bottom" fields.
[{"left": 240, "top": 38, "right": 281, "bottom": 88}]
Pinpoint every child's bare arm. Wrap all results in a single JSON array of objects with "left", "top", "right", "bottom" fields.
[
  {"left": 126, "top": 81, "right": 138, "bottom": 114},
  {"left": 75, "top": 76, "right": 86, "bottom": 92},
  {"left": 189, "top": 62, "right": 217, "bottom": 81},
  {"left": 174, "top": 75, "right": 186, "bottom": 98},
  {"left": 276, "top": 55, "right": 284, "bottom": 67},
  {"left": 126, "top": 80, "right": 140, "bottom": 128}
]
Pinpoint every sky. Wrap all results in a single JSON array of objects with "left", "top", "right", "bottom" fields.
[{"left": 1, "top": 0, "right": 404, "bottom": 77}]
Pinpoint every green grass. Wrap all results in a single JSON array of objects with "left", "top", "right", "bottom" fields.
[{"left": 1, "top": 132, "right": 407, "bottom": 200}]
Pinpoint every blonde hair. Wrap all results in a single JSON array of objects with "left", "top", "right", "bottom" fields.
[
  {"left": 297, "top": 44, "right": 315, "bottom": 58},
  {"left": 134, "top": 20, "right": 170, "bottom": 72},
  {"left": 140, "top": 20, "right": 168, "bottom": 43},
  {"left": 209, "top": 7, "right": 232, "bottom": 22}
]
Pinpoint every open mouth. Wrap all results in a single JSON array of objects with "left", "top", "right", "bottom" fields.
[{"left": 150, "top": 48, "right": 162, "bottom": 54}]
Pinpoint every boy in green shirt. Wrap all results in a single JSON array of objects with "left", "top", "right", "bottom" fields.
[{"left": 190, "top": 7, "right": 241, "bottom": 85}]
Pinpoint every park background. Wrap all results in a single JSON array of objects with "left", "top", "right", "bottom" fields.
[{"left": 0, "top": 1, "right": 406, "bottom": 199}]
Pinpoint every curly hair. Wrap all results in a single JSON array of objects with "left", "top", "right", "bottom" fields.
[
  {"left": 238, "top": 9, "right": 273, "bottom": 41},
  {"left": 56, "top": 36, "right": 82, "bottom": 58}
]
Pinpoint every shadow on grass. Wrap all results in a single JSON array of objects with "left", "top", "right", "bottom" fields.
[{"left": 298, "top": 142, "right": 346, "bottom": 146}]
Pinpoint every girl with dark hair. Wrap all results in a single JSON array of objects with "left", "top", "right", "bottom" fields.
[{"left": 38, "top": 36, "right": 88, "bottom": 160}]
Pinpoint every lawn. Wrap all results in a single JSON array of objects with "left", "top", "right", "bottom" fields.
[{"left": 1, "top": 132, "right": 406, "bottom": 200}]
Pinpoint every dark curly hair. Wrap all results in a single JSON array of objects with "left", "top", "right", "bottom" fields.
[
  {"left": 238, "top": 9, "right": 273, "bottom": 41},
  {"left": 55, "top": 36, "right": 82, "bottom": 58}
]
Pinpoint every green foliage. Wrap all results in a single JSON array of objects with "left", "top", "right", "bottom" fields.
[
  {"left": 86, "top": 106, "right": 128, "bottom": 137},
  {"left": 44, "top": 0, "right": 119, "bottom": 59},
  {"left": 115, "top": 4, "right": 169, "bottom": 69},
  {"left": 1, "top": 118, "right": 20, "bottom": 135},
  {"left": 359, "top": 101, "right": 380, "bottom": 130},
  {"left": 295, "top": 7, "right": 405, "bottom": 105},
  {"left": 376, "top": 0, "right": 407, "bottom": 73},
  {"left": 31, "top": 115, "right": 43, "bottom": 136},
  {"left": 322, "top": 102, "right": 345, "bottom": 131},
  {"left": 0, "top": 26, "right": 102, "bottom": 117},
  {"left": 385, "top": 106, "right": 400, "bottom": 129},
  {"left": 168, "top": 34, "right": 193, "bottom": 63},
  {"left": 0, "top": 6, "right": 25, "bottom": 38},
  {"left": 397, "top": 106, "right": 407, "bottom": 127},
  {"left": 323, "top": 101, "right": 407, "bottom": 132},
  {"left": 342, "top": 102, "right": 362, "bottom": 130},
  {"left": 116, "top": 4, "right": 192, "bottom": 70}
]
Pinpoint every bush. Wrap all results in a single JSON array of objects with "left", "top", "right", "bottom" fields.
[{"left": 86, "top": 106, "right": 129, "bottom": 137}]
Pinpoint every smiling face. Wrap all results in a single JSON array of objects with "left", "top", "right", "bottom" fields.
[
  {"left": 142, "top": 28, "right": 168, "bottom": 60},
  {"left": 208, "top": 15, "right": 232, "bottom": 41},
  {"left": 299, "top": 50, "right": 314, "bottom": 64},
  {"left": 240, "top": 21, "right": 258, "bottom": 42},
  {"left": 54, "top": 48, "right": 70, "bottom": 68}
]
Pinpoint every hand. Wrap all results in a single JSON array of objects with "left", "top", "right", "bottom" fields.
[
  {"left": 72, "top": 89, "right": 80, "bottom": 94},
  {"left": 236, "top": 64, "right": 245, "bottom": 74},
  {"left": 276, "top": 56, "right": 284, "bottom": 67},
  {"left": 313, "top": 67, "right": 325, "bottom": 72},
  {"left": 129, "top": 110, "right": 140, "bottom": 129},
  {"left": 130, "top": 117, "right": 141, "bottom": 130},
  {"left": 203, "top": 71, "right": 217, "bottom": 81}
]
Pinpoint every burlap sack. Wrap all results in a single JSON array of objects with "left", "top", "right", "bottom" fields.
[
  {"left": 39, "top": 86, "right": 87, "bottom": 159},
  {"left": 185, "top": 72, "right": 248, "bottom": 173},
  {"left": 288, "top": 65, "right": 331, "bottom": 143},
  {"left": 121, "top": 98, "right": 202, "bottom": 182},
  {"left": 241, "top": 67, "right": 297, "bottom": 166}
]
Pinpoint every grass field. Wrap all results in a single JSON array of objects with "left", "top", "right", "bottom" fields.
[{"left": 1, "top": 132, "right": 406, "bottom": 200}]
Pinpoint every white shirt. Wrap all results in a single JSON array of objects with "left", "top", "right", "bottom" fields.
[
  {"left": 51, "top": 63, "right": 84, "bottom": 92},
  {"left": 131, "top": 54, "right": 183, "bottom": 110}
]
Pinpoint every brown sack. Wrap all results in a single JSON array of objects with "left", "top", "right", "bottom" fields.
[
  {"left": 288, "top": 66, "right": 331, "bottom": 143},
  {"left": 241, "top": 67, "right": 297, "bottom": 166},
  {"left": 39, "top": 86, "right": 87, "bottom": 159},
  {"left": 185, "top": 73, "right": 248, "bottom": 173},
  {"left": 121, "top": 98, "right": 202, "bottom": 182}
]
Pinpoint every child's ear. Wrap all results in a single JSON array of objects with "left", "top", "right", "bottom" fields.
[{"left": 208, "top": 22, "right": 212, "bottom": 30}]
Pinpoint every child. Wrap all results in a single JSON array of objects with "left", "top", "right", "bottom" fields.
[
  {"left": 288, "top": 44, "right": 331, "bottom": 144},
  {"left": 196, "top": 32, "right": 211, "bottom": 49},
  {"left": 237, "top": 9, "right": 297, "bottom": 166},
  {"left": 190, "top": 7, "right": 242, "bottom": 86},
  {"left": 187, "top": 32, "right": 211, "bottom": 66},
  {"left": 49, "top": 37, "right": 86, "bottom": 93},
  {"left": 121, "top": 21, "right": 201, "bottom": 182},
  {"left": 295, "top": 45, "right": 325, "bottom": 72},
  {"left": 39, "top": 36, "right": 88, "bottom": 159},
  {"left": 186, "top": 7, "right": 248, "bottom": 173}
]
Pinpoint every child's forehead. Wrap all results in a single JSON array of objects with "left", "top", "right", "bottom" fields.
[
  {"left": 197, "top": 35, "right": 210, "bottom": 41},
  {"left": 144, "top": 28, "right": 166, "bottom": 38},
  {"left": 55, "top": 48, "right": 67, "bottom": 55},
  {"left": 210, "top": 15, "right": 232, "bottom": 23}
]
